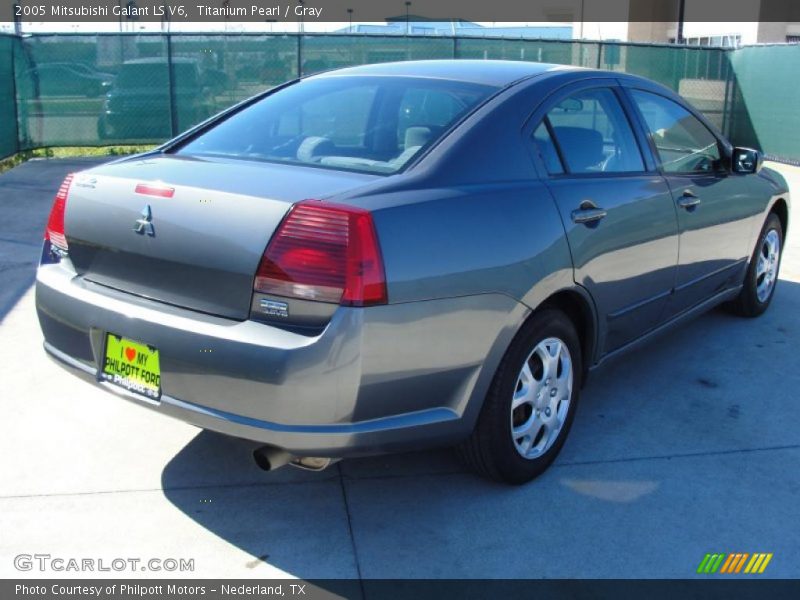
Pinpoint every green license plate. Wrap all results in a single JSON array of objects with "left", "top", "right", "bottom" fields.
[{"left": 101, "top": 334, "right": 161, "bottom": 399}]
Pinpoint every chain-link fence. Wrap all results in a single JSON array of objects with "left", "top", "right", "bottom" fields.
[{"left": 1, "top": 32, "right": 797, "bottom": 163}]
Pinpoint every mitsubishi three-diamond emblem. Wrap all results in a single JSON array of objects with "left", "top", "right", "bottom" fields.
[{"left": 133, "top": 204, "right": 155, "bottom": 236}]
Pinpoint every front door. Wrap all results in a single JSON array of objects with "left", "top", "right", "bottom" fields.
[{"left": 626, "top": 89, "right": 760, "bottom": 316}]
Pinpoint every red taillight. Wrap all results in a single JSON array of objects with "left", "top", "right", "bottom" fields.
[
  {"left": 45, "top": 174, "right": 74, "bottom": 252},
  {"left": 255, "top": 200, "right": 387, "bottom": 306}
]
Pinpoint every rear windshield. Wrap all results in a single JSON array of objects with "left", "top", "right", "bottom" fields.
[{"left": 175, "top": 76, "right": 496, "bottom": 174}]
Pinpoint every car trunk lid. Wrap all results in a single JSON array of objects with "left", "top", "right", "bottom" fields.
[{"left": 64, "top": 155, "right": 379, "bottom": 319}]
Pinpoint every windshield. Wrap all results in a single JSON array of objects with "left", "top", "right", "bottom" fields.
[{"left": 175, "top": 75, "right": 496, "bottom": 174}]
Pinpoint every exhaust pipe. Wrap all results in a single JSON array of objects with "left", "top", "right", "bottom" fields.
[{"left": 252, "top": 446, "right": 293, "bottom": 471}]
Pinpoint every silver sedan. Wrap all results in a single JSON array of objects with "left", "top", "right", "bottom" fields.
[{"left": 36, "top": 61, "right": 789, "bottom": 483}]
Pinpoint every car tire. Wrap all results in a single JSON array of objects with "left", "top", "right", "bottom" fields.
[
  {"left": 458, "top": 308, "right": 582, "bottom": 484},
  {"left": 727, "top": 212, "right": 783, "bottom": 318}
]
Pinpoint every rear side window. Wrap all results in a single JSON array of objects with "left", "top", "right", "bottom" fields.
[
  {"left": 534, "top": 88, "right": 645, "bottom": 175},
  {"left": 176, "top": 76, "right": 495, "bottom": 175},
  {"left": 630, "top": 89, "right": 721, "bottom": 174}
]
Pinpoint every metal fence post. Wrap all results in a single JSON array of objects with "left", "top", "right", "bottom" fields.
[
  {"left": 596, "top": 42, "right": 603, "bottom": 69},
  {"left": 10, "top": 35, "right": 21, "bottom": 155},
  {"left": 166, "top": 32, "right": 178, "bottom": 137},
  {"left": 453, "top": 36, "right": 458, "bottom": 59},
  {"left": 297, "top": 34, "right": 303, "bottom": 77}
]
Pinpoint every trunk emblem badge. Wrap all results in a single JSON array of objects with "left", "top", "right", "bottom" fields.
[
  {"left": 260, "top": 299, "right": 289, "bottom": 318},
  {"left": 133, "top": 205, "right": 155, "bottom": 236}
]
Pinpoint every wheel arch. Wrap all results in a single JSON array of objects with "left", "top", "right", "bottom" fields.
[
  {"left": 770, "top": 197, "right": 789, "bottom": 237},
  {"left": 461, "top": 286, "right": 597, "bottom": 423},
  {"left": 536, "top": 287, "right": 598, "bottom": 384},
  {"left": 458, "top": 286, "right": 597, "bottom": 482}
]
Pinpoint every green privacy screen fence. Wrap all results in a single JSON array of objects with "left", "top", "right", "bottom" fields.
[
  {"left": 1, "top": 33, "right": 798, "bottom": 163},
  {"left": 0, "top": 35, "right": 19, "bottom": 159}
]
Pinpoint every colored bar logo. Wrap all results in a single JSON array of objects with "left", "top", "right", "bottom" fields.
[{"left": 697, "top": 553, "right": 773, "bottom": 574}]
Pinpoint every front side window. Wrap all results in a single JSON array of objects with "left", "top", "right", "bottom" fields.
[
  {"left": 630, "top": 89, "right": 721, "bottom": 174},
  {"left": 533, "top": 87, "right": 645, "bottom": 175},
  {"left": 176, "top": 76, "right": 495, "bottom": 175}
]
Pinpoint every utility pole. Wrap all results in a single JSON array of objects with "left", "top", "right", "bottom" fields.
[
  {"left": 161, "top": 0, "right": 171, "bottom": 33},
  {"left": 677, "top": 0, "right": 686, "bottom": 43},
  {"left": 13, "top": 2, "right": 22, "bottom": 35},
  {"left": 405, "top": 1, "right": 411, "bottom": 35},
  {"left": 298, "top": 0, "right": 305, "bottom": 34},
  {"left": 347, "top": 8, "right": 353, "bottom": 33},
  {"left": 222, "top": 0, "right": 230, "bottom": 32},
  {"left": 126, "top": 0, "right": 138, "bottom": 33}
]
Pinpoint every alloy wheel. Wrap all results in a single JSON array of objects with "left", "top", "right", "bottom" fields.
[
  {"left": 510, "top": 337, "right": 573, "bottom": 459},
  {"left": 756, "top": 229, "right": 780, "bottom": 303}
]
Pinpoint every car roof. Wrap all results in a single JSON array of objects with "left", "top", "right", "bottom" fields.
[{"left": 312, "top": 60, "right": 580, "bottom": 88}]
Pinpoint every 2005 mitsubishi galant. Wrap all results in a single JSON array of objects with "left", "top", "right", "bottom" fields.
[{"left": 36, "top": 61, "right": 789, "bottom": 484}]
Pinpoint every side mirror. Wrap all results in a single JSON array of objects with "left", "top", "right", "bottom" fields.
[{"left": 732, "top": 147, "right": 763, "bottom": 174}]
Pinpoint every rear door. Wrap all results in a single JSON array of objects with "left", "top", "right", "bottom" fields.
[
  {"left": 528, "top": 80, "right": 679, "bottom": 355},
  {"left": 625, "top": 88, "right": 759, "bottom": 316}
]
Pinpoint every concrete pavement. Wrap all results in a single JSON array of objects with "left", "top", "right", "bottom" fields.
[{"left": 0, "top": 158, "right": 798, "bottom": 581}]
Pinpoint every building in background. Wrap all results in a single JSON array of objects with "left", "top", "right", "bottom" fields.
[
  {"left": 338, "top": 17, "right": 572, "bottom": 39},
  {"left": 333, "top": 0, "right": 799, "bottom": 46},
  {"left": 586, "top": 0, "right": 800, "bottom": 45},
  {"left": 621, "top": 19, "right": 800, "bottom": 46}
]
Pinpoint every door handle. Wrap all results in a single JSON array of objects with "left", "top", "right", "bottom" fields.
[
  {"left": 571, "top": 201, "right": 607, "bottom": 225},
  {"left": 678, "top": 190, "right": 701, "bottom": 210}
]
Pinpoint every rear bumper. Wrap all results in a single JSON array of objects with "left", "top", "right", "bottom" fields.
[{"left": 36, "top": 262, "right": 527, "bottom": 457}]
